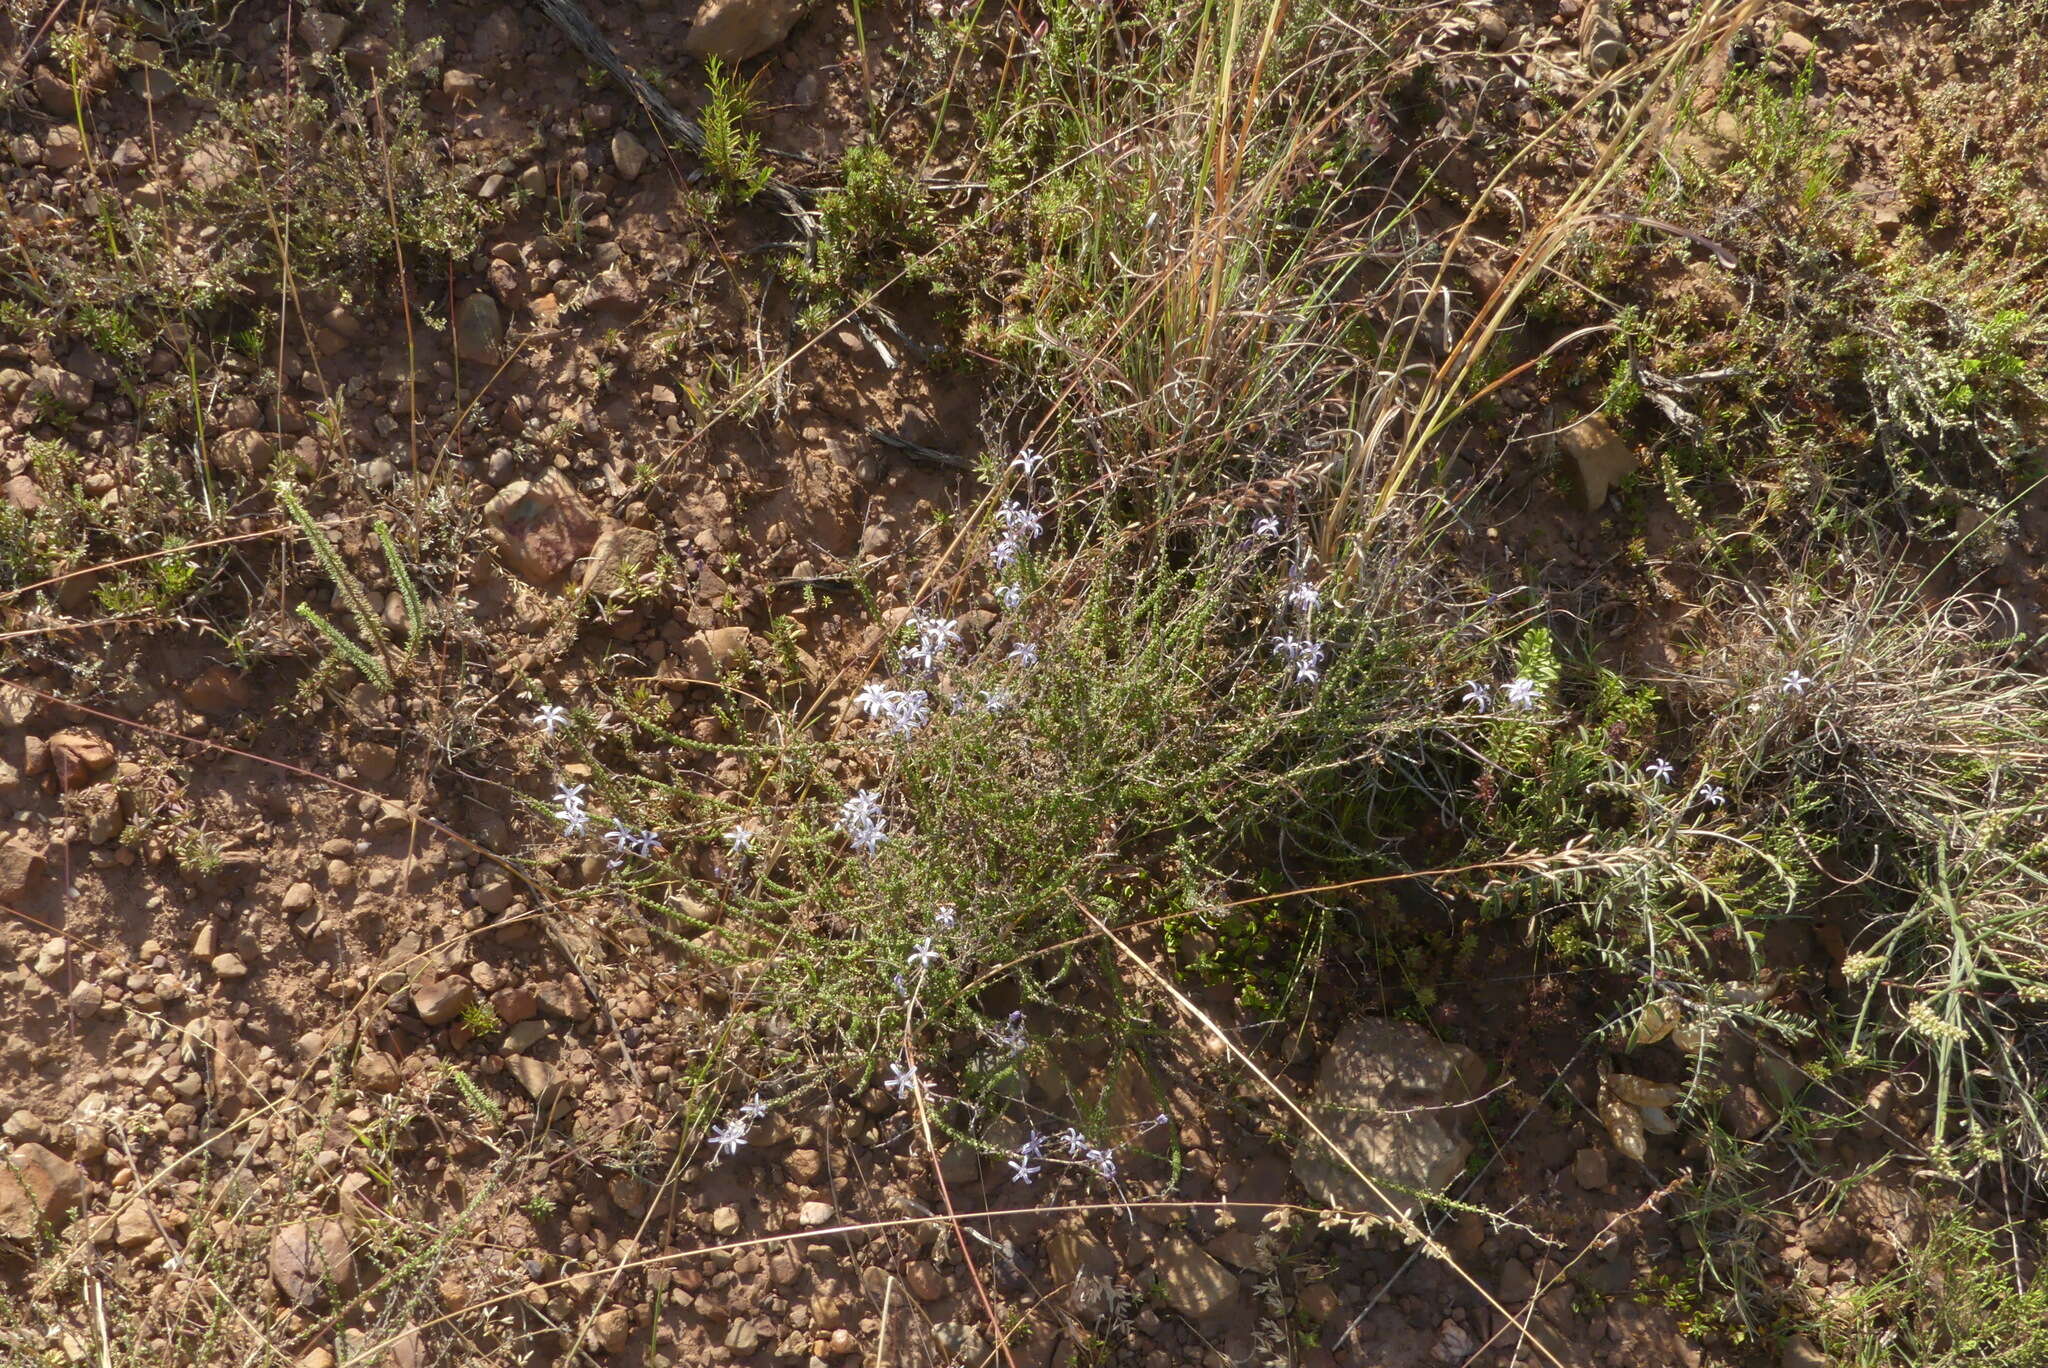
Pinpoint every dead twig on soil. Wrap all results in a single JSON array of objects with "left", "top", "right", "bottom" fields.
[{"left": 871, "top": 428, "right": 975, "bottom": 473}]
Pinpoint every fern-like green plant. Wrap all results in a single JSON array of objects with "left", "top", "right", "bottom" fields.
[
  {"left": 700, "top": 57, "right": 772, "bottom": 203},
  {"left": 275, "top": 481, "right": 422, "bottom": 694}
]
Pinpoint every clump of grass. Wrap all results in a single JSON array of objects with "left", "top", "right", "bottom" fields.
[
  {"left": 1654, "top": 562, "right": 2048, "bottom": 1172},
  {"left": 1807, "top": 1212, "right": 2048, "bottom": 1368}
]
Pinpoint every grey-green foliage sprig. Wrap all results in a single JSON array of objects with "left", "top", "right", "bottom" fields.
[{"left": 275, "top": 480, "right": 422, "bottom": 694}]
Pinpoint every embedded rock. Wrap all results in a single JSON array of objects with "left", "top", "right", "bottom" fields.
[
  {"left": 0, "top": 1143, "right": 85, "bottom": 1238},
  {"left": 1558, "top": 414, "right": 1636, "bottom": 512},
  {"left": 611, "top": 129, "right": 650, "bottom": 181},
  {"left": 413, "top": 977, "right": 475, "bottom": 1026},
  {"left": 0, "top": 833, "right": 46, "bottom": 901},
  {"left": 28, "top": 364, "right": 91, "bottom": 412},
  {"left": 484, "top": 474, "right": 602, "bottom": 586},
  {"left": 1153, "top": 1236, "right": 1238, "bottom": 1320},
  {"left": 48, "top": 729, "right": 115, "bottom": 786},
  {"left": 353, "top": 1049, "right": 402, "bottom": 1094},
  {"left": 455, "top": 292, "right": 504, "bottom": 364},
  {"left": 1292, "top": 1017, "right": 1486, "bottom": 1224},
  {"left": 270, "top": 1219, "right": 357, "bottom": 1307},
  {"left": 682, "top": 0, "right": 813, "bottom": 63},
  {"left": 580, "top": 524, "right": 661, "bottom": 597},
  {"left": 507, "top": 1056, "right": 566, "bottom": 1117},
  {"left": 209, "top": 428, "right": 277, "bottom": 477}
]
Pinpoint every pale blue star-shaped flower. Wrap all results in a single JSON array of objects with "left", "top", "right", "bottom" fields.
[
  {"left": 856, "top": 681, "right": 896, "bottom": 719},
  {"left": 709, "top": 1117, "right": 750, "bottom": 1157},
  {"left": 996, "top": 502, "right": 1044, "bottom": 541},
  {"left": 883, "top": 1061, "right": 920, "bottom": 1098},
  {"left": 1282, "top": 580, "right": 1320, "bottom": 615}
]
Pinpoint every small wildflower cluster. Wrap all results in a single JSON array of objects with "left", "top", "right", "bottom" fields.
[
  {"left": 996, "top": 500, "right": 1044, "bottom": 544},
  {"left": 990, "top": 497, "right": 1048, "bottom": 570},
  {"left": 708, "top": 1093, "right": 773, "bottom": 1160},
  {"left": 1461, "top": 676, "right": 1543, "bottom": 712},
  {"left": 857, "top": 680, "right": 933, "bottom": 736},
  {"left": 993, "top": 1009, "right": 1027, "bottom": 1054},
  {"left": 532, "top": 703, "right": 571, "bottom": 735},
  {"left": 1271, "top": 635, "right": 1326, "bottom": 685},
  {"left": 899, "top": 904, "right": 965, "bottom": 985},
  {"left": 1007, "top": 1113, "right": 1167, "bottom": 1188},
  {"left": 602, "top": 817, "right": 661, "bottom": 865},
  {"left": 549, "top": 782, "right": 662, "bottom": 863},
  {"left": 836, "top": 789, "right": 889, "bottom": 855},
  {"left": 991, "top": 451, "right": 1048, "bottom": 607},
  {"left": 1270, "top": 566, "right": 1327, "bottom": 684},
  {"left": 552, "top": 782, "right": 589, "bottom": 836},
  {"left": 1280, "top": 573, "right": 1321, "bottom": 618},
  {"left": 905, "top": 613, "right": 962, "bottom": 673},
  {"left": 1008, "top": 1131, "right": 1042, "bottom": 1184}
]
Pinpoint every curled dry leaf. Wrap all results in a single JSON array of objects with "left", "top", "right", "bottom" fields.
[
  {"left": 1671, "top": 1019, "right": 1714, "bottom": 1054},
  {"left": 1606, "top": 1073, "right": 1683, "bottom": 1109},
  {"left": 1640, "top": 1105, "right": 1678, "bottom": 1135},
  {"left": 1717, "top": 977, "right": 1773, "bottom": 1006},
  {"left": 1600, "top": 1087, "right": 1647, "bottom": 1161},
  {"left": 1631, "top": 997, "right": 1679, "bottom": 1047}
]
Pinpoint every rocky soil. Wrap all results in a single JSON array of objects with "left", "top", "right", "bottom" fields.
[{"left": 0, "top": 0, "right": 1986, "bottom": 1365}]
